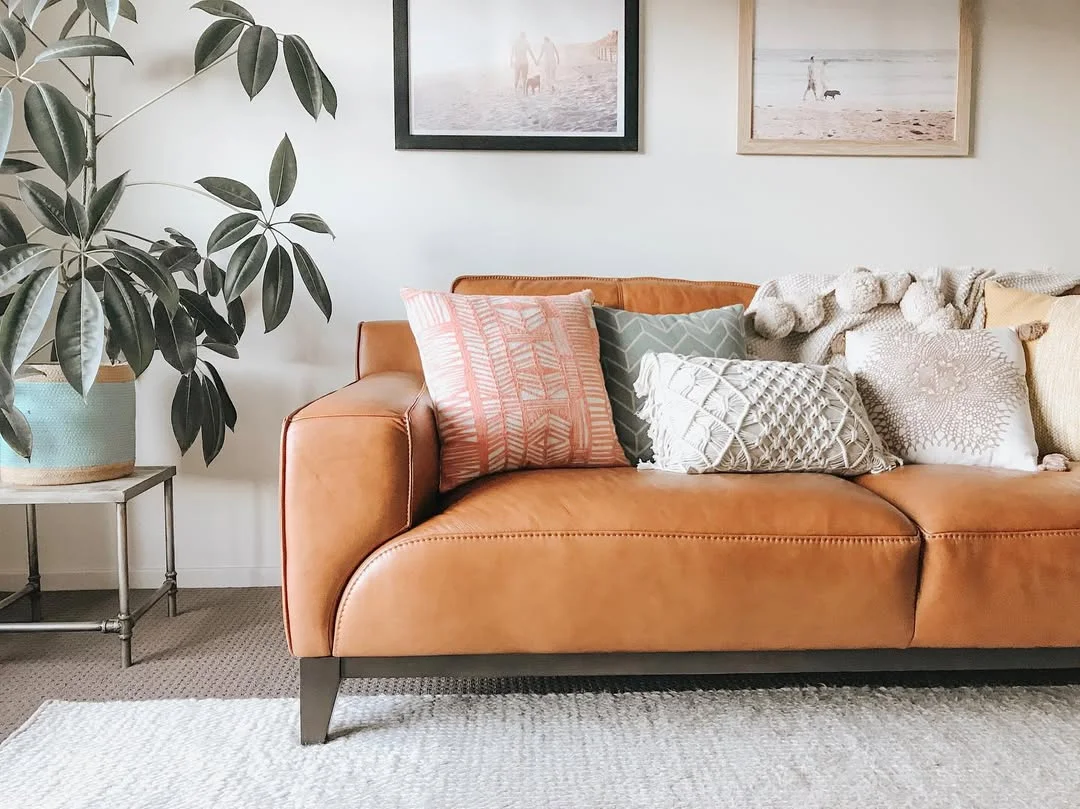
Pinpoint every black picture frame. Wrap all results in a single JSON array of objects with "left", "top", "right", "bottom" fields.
[{"left": 393, "top": 0, "right": 640, "bottom": 152}]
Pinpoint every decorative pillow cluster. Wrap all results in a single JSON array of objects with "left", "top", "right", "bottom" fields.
[
  {"left": 634, "top": 353, "right": 900, "bottom": 476},
  {"left": 984, "top": 282, "right": 1080, "bottom": 460},
  {"left": 401, "top": 289, "right": 628, "bottom": 492},
  {"left": 845, "top": 328, "right": 1040, "bottom": 471},
  {"left": 593, "top": 305, "right": 746, "bottom": 463}
]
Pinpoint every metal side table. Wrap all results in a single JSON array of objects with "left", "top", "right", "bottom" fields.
[{"left": 0, "top": 466, "right": 178, "bottom": 668}]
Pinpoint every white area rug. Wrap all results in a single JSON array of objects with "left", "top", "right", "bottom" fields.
[{"left": 3, "top": 688, "right": 1080, "bottom": 808}]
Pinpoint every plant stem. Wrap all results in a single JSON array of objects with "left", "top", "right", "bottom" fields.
[
  {"left": 82, "top": 17, "right": 98, "bottom": 281},
  {"left": 0, "top": 193, "right": 20, "bottom": 203},
  {"left": 25, "top": 340, "right": 55, "bottom": 362},
  {"left": 127, "top": 181, "right": 246, "bottom": 213},
  {"left": 103, "top": 228, "right": 156, "bottom": 244},
  {"left": 0, "top": 3, "right": 90, "bottom": 91},
  {"left": 85, "top": 17, "right": 99, "bottom": 204},
  {"left": 98, "top": 50, "right": 239, "bottom": 142}
]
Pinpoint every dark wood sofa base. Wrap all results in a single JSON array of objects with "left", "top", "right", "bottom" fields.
[{"left": 298, "top": 649, "right": 1080, "bottom": 744}]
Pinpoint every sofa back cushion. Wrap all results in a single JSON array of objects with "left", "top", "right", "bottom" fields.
[
  {"left": 452, "top": 276, "right": 758, "bottom": 314},
  {"left": 359, "top": 277, "right": 761, "bottom": 378}
]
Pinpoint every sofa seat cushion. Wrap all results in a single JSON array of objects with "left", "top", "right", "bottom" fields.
[
  {"left": 332, "top": 468, "right": 920, "bottom": 657},
  {"left": 856, "top": 465, "right": 1080, "bottom": 648}
]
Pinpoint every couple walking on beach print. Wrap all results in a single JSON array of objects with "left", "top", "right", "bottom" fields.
[
  {"left": 802, "top": 56, "right": 838, "bottom": 102},
  {"left": 512, "top": 32, "right": 560, "bottom": 95}
]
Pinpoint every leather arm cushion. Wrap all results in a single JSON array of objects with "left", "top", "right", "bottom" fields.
[{"left": 280, "top": 372, "right": 439, "bottom": 657}]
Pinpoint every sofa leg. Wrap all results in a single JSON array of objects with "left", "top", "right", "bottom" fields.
[{"left": 299, "top": 657, "right": 341, "bottom": 745}]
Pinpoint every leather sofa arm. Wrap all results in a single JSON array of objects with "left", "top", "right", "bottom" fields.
[{"left": 280, "top": 372, "right": 439, "bottom": 657}]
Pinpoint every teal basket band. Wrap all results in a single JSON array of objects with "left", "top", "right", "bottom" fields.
[{"left": 0, "top": 377, "right": 136, "bottom": 471}]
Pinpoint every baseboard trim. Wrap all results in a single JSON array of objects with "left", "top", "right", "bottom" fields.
[{"left": 0, "top": 566, "right": 280, "bottom": 591}]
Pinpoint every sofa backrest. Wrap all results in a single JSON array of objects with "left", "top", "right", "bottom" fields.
[
  {"left": 356, "top": 276, "right": 760, "bottom": 379},
  {"left": 452, "top": 275, "right": 758, "bottom": 314}
]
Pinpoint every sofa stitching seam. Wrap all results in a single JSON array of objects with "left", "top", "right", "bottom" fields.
[{"left": 929, "top": 530, "right": 1080, "bottom": 540}]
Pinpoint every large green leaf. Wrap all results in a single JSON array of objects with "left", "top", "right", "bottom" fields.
[
  {"left": 201, "top": 341, "right": 237, "bottom": 359},
  {"left": 194, "top": 18, "right": 243, "bottom": 72},
  {"left": 190, "top": 0, "right": 253, "bottom": 24},
  {"left": 227, "top": 297, "right": 246, "bottom": 338},
  {"left": 118, "top": 0, "right": 136, "bottom": 22},
  {"left": 282, "top": 35, "right": 322, "bottom": 120},
  {"left": 153, "top": 299, "right": 196, "bottom": 374},
  {"left": 179, "top": 289, "right": 237, "bottom": 345},
  {"left": 24, "top": 83, "right": 87, "bottom": 187},
  {"left": 0, "top": 203, "right": 26, "bottom": 246},
  {"left": 195, "top": 176, "right": 261, "bottom": 211},
  {"left": 268, "top": 135, "right": 296, "bottom": 207},
  {"left": 56, "top": 275, "right": 105, "bottom": 396},
  {"left": 87, "top": 172, "right": 128, "bottom": 237},
  {"left": 319, "top": 66, "right": 337, "bottom": 119},
  {"left": 103, "top": 270, "right": 154, "bottom": 376},
  {"left": 0, "top": 244, "right": 51, "bottom": 296},
  {"left": 223, "top": 234, "right": 267, "bottom": 303},
  {"left": 292, "top": 243, "right": 331, "bottom": 321},
  {"left": 170, "top": 373, "right": 203, "bottom": 455},
  {"left": 63, "top": 194, "right": 89, "bottom": 243},
  {"left": 206, "top": 212, "right": 258, "bottom": 254},
  {"left": 200, "top": 372, "right": 225, "bottom": 464},
  {"left": 0, "top": 18, "right": 27, "bottom": 61},
  {"left": 203, "top": 258, "right": 224, "bottom": 296},
  {"left": 0, "top": 159, "right": 42, "bottom": 175},
  {"left": 86, "top": 0, "right": 120, "bottom": 31},
  {"left": 0, "top": 86, "right": 13, "bottom": 167},
  {"left": 109, "top": 239, "right": 180, "bottom": 314},
  {"left": 18, "top": 178, "right": 69, "bottom": 235},
  {"left": 288, "top": 213, "right": 334, "bottom": 237},
  {"left": 0, "top": 355, "right": 13, "bottom": 407},
  {"left": 0, "top": 404, "right": 32, "bottom": 459},
  {"left": 261, "top": 243, "right": 292, "bottom": 332},
  {"left": 203, "top": 360, "right": 236, "bottom": 430},
  {"left": 35, "top": 35, "right": 132, "bottom": 64},
  {"left": 0, "top": 267, "right": 59, "bottom": 370},
  {"left": 160, "top": 245, "right": 200, "bottom": 285},
  {"left": 236, "top": 25, "right": 277, "bottom": 100}
]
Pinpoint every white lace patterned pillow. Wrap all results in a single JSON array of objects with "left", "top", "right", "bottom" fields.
[
  {"left": 846, "top": 329, "right": 1039, "bottom": 471},
  {"left": 634, "top": 353, "right": 900, "bottom": 476}
]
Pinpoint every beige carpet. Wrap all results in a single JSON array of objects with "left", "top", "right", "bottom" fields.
[{"left": 3, "top": 587, "right": 1080, "bottom": 743}]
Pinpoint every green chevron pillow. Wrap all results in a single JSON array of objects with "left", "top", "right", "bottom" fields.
[{"left": 594, "top": 305, "right": 747, "bottom": 464}]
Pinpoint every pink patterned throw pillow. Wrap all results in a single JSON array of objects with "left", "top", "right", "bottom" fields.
[{"left": 401, "top": 289, "right": 629, "bottom": 491}]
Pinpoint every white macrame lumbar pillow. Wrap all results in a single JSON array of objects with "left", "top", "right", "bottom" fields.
[{"left": 634, "top": 353, "right": 901, "bottom": 476}]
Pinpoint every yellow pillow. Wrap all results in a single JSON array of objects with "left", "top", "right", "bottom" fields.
[{"left": 985, "top": 281, "right": 1080, "bottom": 459}]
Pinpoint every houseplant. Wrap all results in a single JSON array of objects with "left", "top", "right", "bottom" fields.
[{"left": 0, "top": 0, "right": 336, "bottom": 477}]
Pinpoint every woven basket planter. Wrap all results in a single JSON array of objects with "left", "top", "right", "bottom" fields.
[{"left": 0, "top": 364, "right": 136, "bottom": 486}]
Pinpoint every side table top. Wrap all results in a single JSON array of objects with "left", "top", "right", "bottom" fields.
[{"left": 0, "top": 466, "right": 176, "bottom": 505}]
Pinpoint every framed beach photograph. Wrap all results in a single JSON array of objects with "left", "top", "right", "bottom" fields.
[
  {"left": 738, "top": 0, "right": 975, "bottom": 156},
  {"left": 393, "top": 0, "right": 640, "bottom": 151}
]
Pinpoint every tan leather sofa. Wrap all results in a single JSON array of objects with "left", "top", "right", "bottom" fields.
[{"left": 281, "top": 276, "right": 1080, "bottom": 744}]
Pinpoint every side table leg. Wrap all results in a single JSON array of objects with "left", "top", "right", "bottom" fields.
[
  {"left": 164, "top": 478, "right": 177, "bottom": 618},
  {"left": 25, "top": 505, "right": 41, "bottom": 622},
  {"left": 116, "top": 503, "right": 133, "bottom": 669}
]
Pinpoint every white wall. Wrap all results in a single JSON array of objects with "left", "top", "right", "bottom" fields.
[{"left": 1, "top": 0, "right": 1078, "bottom": 591}]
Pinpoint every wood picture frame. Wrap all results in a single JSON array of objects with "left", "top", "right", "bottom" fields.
[
  {"left": 738, "top": 0, "right": 975, "bottom": 157},
  {"left": 394, "top": 0, "right": 640, "bottom": 152}
]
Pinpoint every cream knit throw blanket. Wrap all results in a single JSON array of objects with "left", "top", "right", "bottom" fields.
[{"left": 746, "top": 267, "right": 1080, "bottom": 365}]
